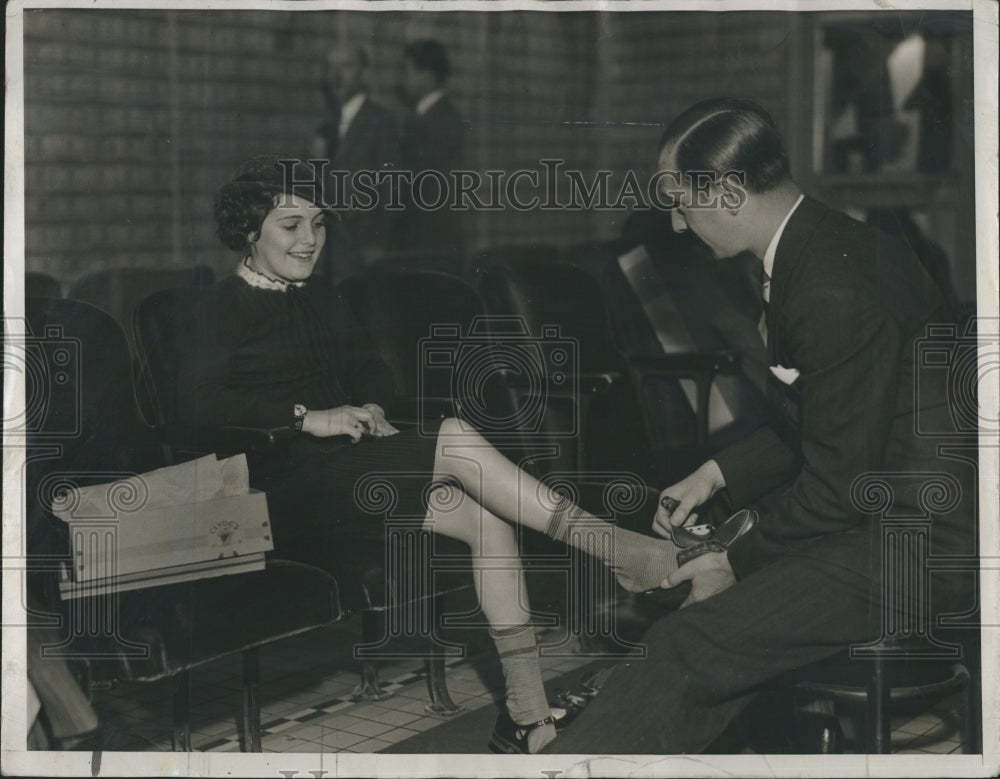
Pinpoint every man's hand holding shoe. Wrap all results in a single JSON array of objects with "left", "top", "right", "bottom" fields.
[
  {"left": 653, "top": 460, "right": 726, "bottom": 537},
  {"left": 652, "top": 460, "right": 753, "bottom": 607}
]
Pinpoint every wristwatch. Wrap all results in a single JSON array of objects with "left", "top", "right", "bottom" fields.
[{"left": 293, "top": 404, "right": 308, "bottom": 431}]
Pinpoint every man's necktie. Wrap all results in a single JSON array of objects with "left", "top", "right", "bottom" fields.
[
  {"left": 324, "top": 105, "right": 342, "bottom": 159},
  {"left": 758, "top": 270, "right": 770, "bottom": 346}
]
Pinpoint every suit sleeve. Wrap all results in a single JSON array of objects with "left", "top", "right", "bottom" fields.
[
  {"left": 713, "top": 424, "right": 799, "bottom": 507},
  {"left": 724, "top": 281, "right": 902, "bottom": 579}
]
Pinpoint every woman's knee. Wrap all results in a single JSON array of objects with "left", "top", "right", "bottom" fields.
[
  {"left": 439, "top": 416, "right": 464, "bottom": 437},
  {"left": 478, "top": 510, "right": 518, "bottom": 551},
  {"left": 424, "top": 484, "right": 475, "bottom": 539},
  {"left": 424, "top": 490, "right": 515, "bottom": 552}
]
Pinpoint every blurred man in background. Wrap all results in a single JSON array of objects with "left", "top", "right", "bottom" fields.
[
  {"left": 392, "top": 39, "right": 466, "bottom": 275},
  {"left": 312, "top": 45, "right": 400, "bottom": 279}
]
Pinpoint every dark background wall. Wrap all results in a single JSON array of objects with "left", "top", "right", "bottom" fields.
[{"left": 21, "top": 8, "right": 976, "bottom": 302}]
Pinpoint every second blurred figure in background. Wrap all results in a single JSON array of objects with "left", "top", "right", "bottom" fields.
[{"left": 393, "top": 39, "right": 467, "bottom": 275}]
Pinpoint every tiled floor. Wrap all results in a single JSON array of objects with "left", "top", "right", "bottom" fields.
[
  {"left": 74, "top": 612, "right": 973, "bottom": 755},
  {"left": 76, "top": 616, "right": 596, "bottom": 754}
]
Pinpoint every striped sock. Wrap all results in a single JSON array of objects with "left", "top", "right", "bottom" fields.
[
  {"left": 545, "top": 496, "right": 679, "bottom": 592},
  {"left": 489, "top": 625, "right": 556, "bottom": 752}
]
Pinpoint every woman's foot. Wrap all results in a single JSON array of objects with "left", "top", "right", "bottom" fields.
[
  {"left": 608, "top": 535, "right": 682, "bottom": 593},
  {"left": 544, "top": 496, "right": 681, "bottom": 593},
  {"left": 488, "top": 708, "right": 562, "bottom": 754}
]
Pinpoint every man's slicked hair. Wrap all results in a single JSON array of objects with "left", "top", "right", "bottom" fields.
[{"left": 658, "top": 98, "right": 791, "bottom": 193}]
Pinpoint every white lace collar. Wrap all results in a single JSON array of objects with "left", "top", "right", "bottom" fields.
[{"left": 236, "top": 257, "right": 306, "bottom": 292}]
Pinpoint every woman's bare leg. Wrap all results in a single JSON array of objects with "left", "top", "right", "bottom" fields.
[
  {"left": 422, "top": 481, "right": 532, "bottom": 628},
  {"left": 423, "top": 484, "right": 557, "bottom": 751},
  {"left": 432, "top": 417, "right": 680, "bottom": 592}
]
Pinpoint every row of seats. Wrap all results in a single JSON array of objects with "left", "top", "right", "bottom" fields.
[
  {"left": 23, "top": 247, "right": 745, "bottom": 751},
  {"left": 28, "top": 251, "right": 748, "bottom": 484},
  {"left": 21, "top": 294, "right": 473, "bottom": 752},
  {"left": 24, "top": 251, "right": 737, "bottom": 752}
]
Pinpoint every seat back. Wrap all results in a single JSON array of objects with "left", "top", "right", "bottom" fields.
[
  {"left": 468, "top": 243, "right": 560, "bottom": 280},
  {"left": 67, "top": 266, "right": 214, "bottom": 347},
  {"left": 25, "top": 271, "right": 62, "bottom": 299},
  {"left": 339, "top": 270, "right": 486, "bottom": 405},
  {"left": 131, "top": 286, "right": 202, "bottom": 427},
  {"left": 478, "top": 259, "right": 651, "bottom": 474},
  {"left": 479, "top": 259, "right": 630, "bottom": 377},
  {"left": 22, "top": 298, "right": 163, "bottom": 606},
  {"left": 23, "top": 297, "right": 161, "bottom": 476}
]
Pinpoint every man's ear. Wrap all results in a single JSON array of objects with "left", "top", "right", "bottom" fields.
[{"left": 719, "top": 171, "right": 748, "bottom": 211}]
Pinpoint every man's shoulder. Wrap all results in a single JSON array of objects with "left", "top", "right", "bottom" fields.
[
  {"left": 793, "top": 201, "right": 915, "bottom": 283},
  {"left": 786, "top": 202, "right": 938, "bottom": 327},
  {"left": 421, "top": 97, "right": 462, "bottom": 126},
  {"left": 803, "top": 201, "right": 912, "bottom": 258},
  {"left": 357, "top": 97, "right": 396, "bottom": 124}
]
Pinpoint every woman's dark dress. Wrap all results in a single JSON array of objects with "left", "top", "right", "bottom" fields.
[{"left": 176, "top": 268, "right": 445, "bottom": 559}]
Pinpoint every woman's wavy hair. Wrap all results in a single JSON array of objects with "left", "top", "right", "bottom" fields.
[
  {"left": 214, "top": 154, "right": 335, "bottom": 253},
  {"left": 657, "top": 98, "right": 791, "bottom": 193}
]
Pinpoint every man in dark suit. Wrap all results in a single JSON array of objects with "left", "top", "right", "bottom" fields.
[
  {"left": 392, "top": 39, "right": 465, "bottom": 274},
  {"left": 312, "top": 46, "right": 400, "bottom": 279},
  {"left": 545, "top": 98, "right": 977, "bottom": 753}
]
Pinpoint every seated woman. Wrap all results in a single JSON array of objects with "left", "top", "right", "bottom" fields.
[{"left": 177, "top": 154, "right": 682, "bottom": 753}]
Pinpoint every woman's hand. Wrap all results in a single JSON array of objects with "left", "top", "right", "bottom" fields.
[
  {"left": 362, "top": 404, "right": 399, "bottom": 438},
  {"left": 301, "top": 405, "right": 376, "bottom": 442},
  {"left": 653, "top": 460, "right": 726, "bottom": 538}
]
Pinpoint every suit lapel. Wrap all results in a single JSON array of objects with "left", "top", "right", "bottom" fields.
[
  {"left": 762, "top": 197, "right": 831, "bottom": 431},
  {"left": 767, "top": 196, "right": 828, "bottom": 367}
]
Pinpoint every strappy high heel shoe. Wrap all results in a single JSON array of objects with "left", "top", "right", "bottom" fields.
[{"left": 488, "top": 709, "right": 560, "bottom": 754}]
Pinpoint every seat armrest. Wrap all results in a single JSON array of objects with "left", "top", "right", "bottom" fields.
[
  {"left": 390, "top": 395, "right": 457, "bottom": 428},
  {"left": 629, "top": 350, "right": 740, "bottom": 452},
  {"left": 630, "top": 350, "right": 740, "bottom": 378},
  {"left": 155, "top": 423, "right": 297, "bottom": 454},
  {"left": 577, "top": 371, "right": 621, "bottom": 394},
  {"left": 503, "top": 370, "right": 622, "bottom": 395}
]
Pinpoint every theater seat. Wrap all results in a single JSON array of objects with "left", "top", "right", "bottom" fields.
[{"left": 22, "top": 297, "right": 343, "bottom": 751}]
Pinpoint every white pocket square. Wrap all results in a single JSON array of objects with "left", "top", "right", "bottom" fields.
[{"left": 769, "top": 365, "right": 800, "bottom": 385}]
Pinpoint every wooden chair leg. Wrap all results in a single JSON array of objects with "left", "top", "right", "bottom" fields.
[
  {"left": 353, "top": 611, "right": 392, "bottom": 701},
  {"left": 171, "top": 671, "right": 192, "bottom": 752},
  {"left": 241, "top": 647, "right": 262, "bottom": 753},
  {"left": 425, "top": 636, "right": 462, "bottom": 716}
]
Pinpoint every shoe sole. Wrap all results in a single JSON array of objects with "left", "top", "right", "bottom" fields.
[{"left": 488, "top": 733, "right": 523, "bottom": 754}]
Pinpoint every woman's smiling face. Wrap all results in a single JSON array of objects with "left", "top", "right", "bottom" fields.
[{"left": 248, "top": 194, "right": 327, "bottom": 282}]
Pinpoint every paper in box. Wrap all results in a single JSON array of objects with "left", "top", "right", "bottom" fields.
[{"left": 52, "top": 454, "right": 274, "bottom": 597}]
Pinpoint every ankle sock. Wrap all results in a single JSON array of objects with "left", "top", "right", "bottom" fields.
[
  {"left": 489, "top": 624, "right": 557, "bottom": 752},
  {"left": 545, "top": 496, "right": 679, "bottom": 592}
]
